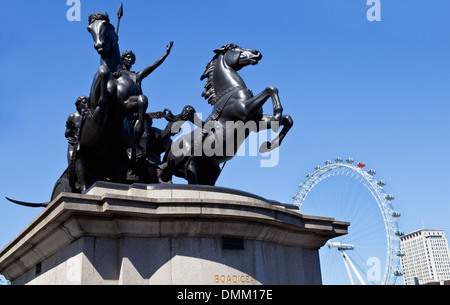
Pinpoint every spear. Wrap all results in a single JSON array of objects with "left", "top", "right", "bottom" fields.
[{"left": 116, "top": 3, "right": 123, "bottom": 36}]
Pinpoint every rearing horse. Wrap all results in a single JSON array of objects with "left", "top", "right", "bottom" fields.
[
  {"left": 162, "top": 44, "right": 293, "bottom": 185},
  {"left": 75, "top": 12, "right": 149, "bottom": 192}
]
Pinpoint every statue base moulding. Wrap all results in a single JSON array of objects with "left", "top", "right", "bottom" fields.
[{"left": 0, "top": 182, "right": 348, "bottom": 285}]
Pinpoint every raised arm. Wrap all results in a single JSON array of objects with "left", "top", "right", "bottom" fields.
[{"left": 137, "top": 41, "right": 174, "bottom": 80}]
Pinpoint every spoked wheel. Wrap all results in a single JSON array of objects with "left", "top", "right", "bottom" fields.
[{"left": 292, "top": 158, "right": 404, "bottom": 285}]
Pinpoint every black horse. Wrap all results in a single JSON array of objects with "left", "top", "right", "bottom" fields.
[
  {"left": 161, "top": 44, "right": 293, "bottom": 185},
  {"left": 72, "top": 12, "right": 152, "bottom": 193},
  {"left": 50, "top": 12, "right": 151, "bottom": 197}
]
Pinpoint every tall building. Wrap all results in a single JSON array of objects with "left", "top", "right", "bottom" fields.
[{"left": 400, "top": 229, "right": 450, "bottom": 285}]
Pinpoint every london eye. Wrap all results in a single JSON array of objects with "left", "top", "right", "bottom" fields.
[{"left": 292, "top": 158, "right": 404, "bottom": 285}]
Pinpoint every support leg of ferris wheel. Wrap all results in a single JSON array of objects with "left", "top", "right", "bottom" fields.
[
  {"left": 341, "top": 250, "right": 355, "bottom": 285},
  {"left": 329, "top": 242, "right": 366, "bottom": 285},
  {"left": 341, "top": 250, "right": 366, "bottom": 285}
]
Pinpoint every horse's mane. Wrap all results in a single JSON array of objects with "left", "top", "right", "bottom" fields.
[
  {"left": 200, "top": 44, "right": 237, "bottom": 106},
  {"left": 88, "top": 12, "right": 117, "bottom": 37},
  {"left": 89, "top": 12, "right": 110, "bottom": 25}
]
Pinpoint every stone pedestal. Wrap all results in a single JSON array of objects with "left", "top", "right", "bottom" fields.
[{"left": 0, "top": 182, "right": 348, "bottom": 285}]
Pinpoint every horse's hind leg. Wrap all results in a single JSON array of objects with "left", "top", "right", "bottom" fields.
[
  {"left": 158, "top": 162, "right": 173, "bottom": 184},
  {"left": 186, "top": 158, "right": 200, "bottom": 185},
  {"left": 198, "top": 165, "right": 221, "bottom": 186},
  {"left": 75, "top": 154, "right": 89, "bottom": 193}
]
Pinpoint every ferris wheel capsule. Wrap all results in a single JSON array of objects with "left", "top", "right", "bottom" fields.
[
  {"left": 335, "top": 157, "right": 343, "bottom": 163},
  {"left": 357, "top": 162, "right": 365, "bottom": 168},
  {"left": 391, "top": 211, "right": 401, "bottom": 218},
  {"left": 385, "top": 194, "right": 395, "bottom": 201},
  {"left": 324, "top": 160, "right": 332, "bottom": 165},
  {"left": 377, "top": 180, "right": 386, "bottom": 187},
  {"left": 396, "top": 250, "right": 405, "bottom": 257},
  {"left": 346, "top": 158, "right": 354, "bottom": 164},
  {"left": 315, "top": 165, "right": 322, "bottom": 170},
  {"left": 367, "top": 169, "right": 376, "bottom": 176},
  {"left": 395, "top": 230, "right": 404, "bottom": 237}
]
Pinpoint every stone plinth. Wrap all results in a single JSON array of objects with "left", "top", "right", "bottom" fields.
[{"left": 0, "top": 182, "right": 348, "bottom": 285}]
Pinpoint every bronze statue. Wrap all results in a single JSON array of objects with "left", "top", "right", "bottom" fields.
[
  {"left": 69, "top": 12, "right": 176, "bottom": 193},
  {"left": 6, "top": 5, "right": 293, "bottom": 208},
  {"left": 161, "top": 44, "right": 293, "bottom": 185},
  {"left": 119, "top": 46, "right": 174, "bottom": 182},
  {"left": 128, "top": 106, "right": 200, "bottom": 184},
  {"left": 65, "top": 96, "right": 90, "bottom": 164},
  {"left": 121, "top": 43, "right": 173, "bottom": 89}
]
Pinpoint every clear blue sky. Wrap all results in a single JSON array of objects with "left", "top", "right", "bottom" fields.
[{"left": 1, "top": 0, "right": 450, "bottom": 275}]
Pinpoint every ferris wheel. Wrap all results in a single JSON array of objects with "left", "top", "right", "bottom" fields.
[{"left": 292, "top": 158, "right": 404, "bottom": 285}]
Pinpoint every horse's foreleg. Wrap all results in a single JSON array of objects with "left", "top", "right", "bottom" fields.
[
  {"left": 245, "top": 86, "right": 283, "bottom": 122},
  {"left": 97, "top": 65, "right": 110, "bottom": 107},
  {"left": 258, "top": 114, "right": 294, "bottom": 153},
  {"left": 91, "top": 65, "right": 110, "bottom": 126}
]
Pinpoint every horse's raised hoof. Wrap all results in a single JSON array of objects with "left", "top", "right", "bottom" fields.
[{"left": 259, "top": 142, "right": 272, "bottom": 154}]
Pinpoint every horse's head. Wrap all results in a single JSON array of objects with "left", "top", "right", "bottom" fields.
[
  {"left": 201, "top": 44, "right": 263, "bottom": 105},
  {"left": 214, "top": 44, "right": 262, "bottom": 71},
  {"left": 87, "top": 12, "right": 118, "bottom": 58}
]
